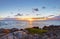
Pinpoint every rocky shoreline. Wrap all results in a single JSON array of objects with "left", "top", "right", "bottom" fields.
[{"left": 0, "top": 25, "right": 60, "bottom": 39}]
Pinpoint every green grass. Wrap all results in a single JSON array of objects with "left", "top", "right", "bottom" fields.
[{"left": 25, "top": 28, "right": 48, "bottom": 35}]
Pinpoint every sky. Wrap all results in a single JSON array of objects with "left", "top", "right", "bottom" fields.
[{"left": 0, "top": 0, "right": 60, "bottom": 18}]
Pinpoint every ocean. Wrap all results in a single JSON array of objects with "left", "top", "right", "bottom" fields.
[{"left": 0, "top": 20, "right": 60, "bottom": 29}]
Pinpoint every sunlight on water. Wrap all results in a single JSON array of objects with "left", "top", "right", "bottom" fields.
[{"left": 27, "top": 18, "right": 33, "bottom": 28}]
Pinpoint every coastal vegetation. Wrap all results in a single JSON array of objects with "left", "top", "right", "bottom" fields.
[{"left": 25, "top": 28, "right": 48, "bottom": 35}]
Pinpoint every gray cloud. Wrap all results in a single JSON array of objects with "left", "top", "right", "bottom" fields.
[{"left": 15, "top": 13, "right": 23, "bottom": 16}]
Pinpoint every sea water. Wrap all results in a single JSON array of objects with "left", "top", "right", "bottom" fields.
[{"left": 0, "top": 20, "right": 60, "bottom": 29}]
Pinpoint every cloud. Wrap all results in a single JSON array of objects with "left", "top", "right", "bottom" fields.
[
  {"left": 15, "top": 13, "right": 23, "bottom": 16},
  {"left": 48, "top": 15, "right": 55, "bottom": 17},
  {"left": 36, "top": 14, "right": 40, "bottom": 16},
  {"left": 42, "top": 6, "right": 46, "bottom": 9},
  {"left": 33, "top": 8, "right": 39, "bottom": 11}
]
